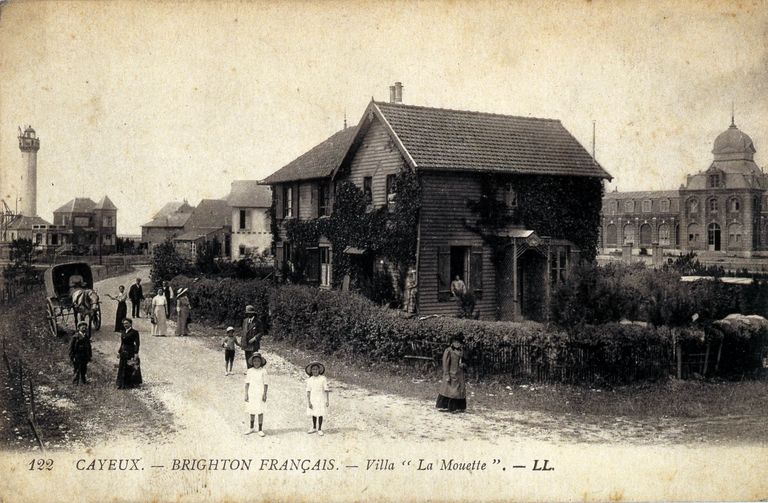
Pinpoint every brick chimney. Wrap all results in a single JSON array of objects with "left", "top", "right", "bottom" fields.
[{"left": 394, "top": 82, "right": 403, "bottom": 103}]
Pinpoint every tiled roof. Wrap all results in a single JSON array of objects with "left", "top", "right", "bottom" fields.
[
  {"left": 141, "top": 213, "right": 192, "bottom": 229},
  {"left": 152, "top": 201, "right": 195, "bottom": 219},
  {"left": 185, "top": 199, "right": 231, "bottom": 229},
  {"left": 262, "top": 127, "right": 357, "bottom": 184},
  {"left": 53, "top": 198, "right": 96, "bottom": 214},
  {"left": 7, "top": 215, "right": 52, "bottom": 230},
  {"left": 93, "top": 195, "right": 117, "bottom": 210},
  {"left": 174, "top": 228, "right": 220, "bottom": 242},
  {"left": 373, "top": 101, "right": 611, "bottom": 179},
  {"left": 604, "top": 190, "right": 679, "bottom": 199},
  {"left": 226, "top": 181, "right": 272, "bottom": 207}
]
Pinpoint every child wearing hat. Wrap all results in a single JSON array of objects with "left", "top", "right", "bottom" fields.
[
  {"left": 69, "top": 321, "right": 92, "bottom": 384},
  {"left": 305, "top": 361, "right": 330, "bottom": 436},
  {"left": 221, "top": 326, "right": 239, "bottom": 376},
  {"left": 244, "top": 353, "right": 268, "bottom": 436}
]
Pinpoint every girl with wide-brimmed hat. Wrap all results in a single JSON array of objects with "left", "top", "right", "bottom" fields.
[
  {"left": 244, "top": 352, "right": 268, "bottom": 437},
  {"left": 174, "top": 287, "right": 191, "bottom": 337},
  {"left": 305, "top": 361, "right": 330, "bottom": 436}
]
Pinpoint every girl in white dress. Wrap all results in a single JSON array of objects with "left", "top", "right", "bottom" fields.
[
  {"left": 151, "top": 288, "right": 168, "bottom": 336},
  {"left": 244, "top": 353, "right": 268, "bottom": 436},
  {"left": 305, "top": 361, "right": 330, "bottom": 436}
]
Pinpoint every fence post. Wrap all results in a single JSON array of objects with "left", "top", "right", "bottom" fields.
[{"left": 676, "top": 341, "right": 682, "bottom": 379}]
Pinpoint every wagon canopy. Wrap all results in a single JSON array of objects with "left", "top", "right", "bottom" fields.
[{"left": 44, "top": 262, "right": 95, "bottom": 298}]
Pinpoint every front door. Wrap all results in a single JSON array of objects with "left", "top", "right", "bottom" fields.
[
  {"left": 516, "top": 249, "right": 547, "bottom": 321},
  {"left": 708, "top": 223, "right": 721, "bottom": 251}
]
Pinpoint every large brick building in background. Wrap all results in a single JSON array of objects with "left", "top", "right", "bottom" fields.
[{"left": 601, "top": 120, "right": 768, "bottom": 257}]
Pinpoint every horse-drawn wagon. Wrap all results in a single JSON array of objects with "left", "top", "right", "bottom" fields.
[{"left": 44, "top": 262, "right": 102, "bottom": 336}]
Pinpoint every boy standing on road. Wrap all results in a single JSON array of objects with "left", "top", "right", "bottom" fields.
[
  {"left": 221, "top": 326, "right": 239, "bottom": 376},
  {"left": 69, "top": 321, "right": 92, "bottom": 384}
]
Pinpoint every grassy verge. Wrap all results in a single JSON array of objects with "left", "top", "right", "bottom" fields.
[{"left": 0, "top": 288, "right": 174, "bottom": 451}]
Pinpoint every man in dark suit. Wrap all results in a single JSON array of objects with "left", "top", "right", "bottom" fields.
[
  {"left": 128, "top": 278, "right": 144, "bottom": 318},
  {"left": 240, "top": 305, "right": 263, "bottom": 370},
  {"left": 162, "top": 280, "right": 174, "bottom": 317}
]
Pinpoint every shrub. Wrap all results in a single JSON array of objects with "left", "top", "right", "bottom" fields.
[{"left": 171, "top": 275, "right": 270, "bottom": 327}]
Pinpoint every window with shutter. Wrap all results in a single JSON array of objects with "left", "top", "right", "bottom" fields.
[
  {"left": 311, "top": 184, "right": 319, "bottom": 218},
  {"left": 275, "top": 188, "right": 284, "bottom": 220},
  {"left": 437, "top": 246, "right": 451, "bottom": 302}
]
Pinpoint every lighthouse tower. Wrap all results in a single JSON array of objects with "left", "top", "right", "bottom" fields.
[{"left": 18, "top": 126, "right": 40, "bottom": 217}]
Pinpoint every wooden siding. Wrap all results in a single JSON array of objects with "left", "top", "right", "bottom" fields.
[
  {"left": 417, "top": 172, "right": 498, "bottom": 318},
  {"left": 344, "top": 118, "right": 406, "bottom": 208}
]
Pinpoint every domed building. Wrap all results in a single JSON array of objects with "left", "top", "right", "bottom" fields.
[{"left": 601, "top": 119, "right": 768, "bottom": 257}]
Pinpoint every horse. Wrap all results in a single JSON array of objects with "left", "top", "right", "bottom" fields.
[{"left": 72, "top": 287, "right": 100, "bottom": 336}]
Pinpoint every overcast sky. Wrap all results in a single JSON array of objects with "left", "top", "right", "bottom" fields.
[{"left": 1, "top": 0, "right": 766, "bottom": 234}]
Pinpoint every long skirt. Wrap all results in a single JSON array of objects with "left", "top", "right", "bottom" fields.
[
  {"left": 116, "top": 354, "right": 143, "bottom": 388},
  {"left": 114, "top": 301, "right": 127, "bottom": 332},
  {"left": 436, "top": 394, "right": 466, "bottom": 411},
  {"left": 175, "top": 305, "right": 190, "bottom": 336},
  {"left": 151, "top": 305, "right": 167, "bottom": 336}
]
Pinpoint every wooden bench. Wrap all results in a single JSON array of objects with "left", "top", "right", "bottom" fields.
[{"left": 404, "top": 340, "right": 443, "bottom": 370}]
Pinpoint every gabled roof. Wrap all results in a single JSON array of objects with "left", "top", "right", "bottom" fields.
[
  {"left": 184, "top": 199, "right": 231, "bottom": 230},
  {"left": 226, "top": 181, "right": 272, "bottom": 208},
  {"left": 93, "top": 195, "right": 117, "bottom": 211},
  {"left": 152, "top": 201, "right": 195, "bottom": 219},
  {"left": 261, "top": 127, "right": 357, "bottom": 184},
  {"left": 337, "top": 101, "right": 611, "bottom": 179},
  {"left": 53, "top": 198, "right": 96, "bottom": 214},
  {"left": 141, "top": 213, "right": 192, "bottom": 229},
  {"left": 7, "top": 215, "right": 52, "bottom": 230}
]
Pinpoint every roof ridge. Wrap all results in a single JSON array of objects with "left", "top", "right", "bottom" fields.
[{"left": 373, "top": 101, "right": 561, "bottom": 123}]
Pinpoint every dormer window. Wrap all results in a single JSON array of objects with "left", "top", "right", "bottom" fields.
[{"left": 709, "top": 174, "right": 721, "bottom": 188}]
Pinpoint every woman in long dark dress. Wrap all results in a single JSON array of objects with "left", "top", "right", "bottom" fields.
[
  {"left": 107, "top": 285, "right": 129, "bottom": 332},
  {"left": 436, "top": 334, "right": 467, "bottom": 412},
  {"left": 117, "top": 318, "right": 142, "bottom": 389}
]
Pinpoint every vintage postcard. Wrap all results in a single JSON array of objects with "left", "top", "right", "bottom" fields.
[{"left": 1, "top": 0, "right": 767, "bottom": 501}]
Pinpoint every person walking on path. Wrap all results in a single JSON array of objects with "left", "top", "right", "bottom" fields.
[
  {"left": 69, "top": 321, "right": 92, "bottom": 385},
  {"left": 117, "top": 318, "right": 142, "bottom": 389},
  {"left": 306, "top": 361, "right": 330, "bottom": 436},
  {"left": 106, "top": 285, "right": 129, "bottom": 332},
  {"left": 221, "top": 326, "right": 239, "bottom": 375},
  {"left": 436, "top": 334, "right": 467, "bottom": 413},
  {"left": 174, "top": 287, "right": 191, "bottom": 336},
  {"left": 128, "top": 278, "right": 144, "bottom": 318},
  {"left": 162, "top": 280, "right": 174, "bottom": 318},
  {"left": 244, "top": 353, "right": 268, "bottom": 436},
  {"left": 240, "top": 305, "right": 263, "bottom": 370},
  {"left": 151, "top": 288, "right": 168, "bottom": 337}
]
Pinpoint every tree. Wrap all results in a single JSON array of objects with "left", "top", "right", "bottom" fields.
[
  {"left": 3, "top": 238, "right": 37, "bottom": 284},
  {"left": 150, "top": 239, "right": 191, "bottom": 285}
]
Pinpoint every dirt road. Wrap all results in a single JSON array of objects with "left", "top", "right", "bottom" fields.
[{"left": 90, "top": 268, "right": 684, "bottom": 446}]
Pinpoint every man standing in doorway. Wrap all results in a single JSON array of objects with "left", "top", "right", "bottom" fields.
[{"left": 128, "top": 278, "right": 144, "bottom": 318}]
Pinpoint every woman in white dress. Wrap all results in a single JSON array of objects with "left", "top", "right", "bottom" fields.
[
  {"left": 151, "top": 288, "right": 168, "bottom": 336},
  {"left": 305, "top": 361, "right": 330, "bottom": 436}
]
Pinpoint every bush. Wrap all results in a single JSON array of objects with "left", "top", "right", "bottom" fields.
[
  {"left": 151, "top": 239, "right": 192, "bottom": 286},
  {"left": 171, "top": 275, "right": 271, "bottom": 327}
]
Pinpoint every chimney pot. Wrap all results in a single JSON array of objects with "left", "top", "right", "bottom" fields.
[
  {"left": 389, "top": 85, "right": 396, "bottom": 103},
  {"left": 394, "top": 82, "right": 403, "bottom": 103}
]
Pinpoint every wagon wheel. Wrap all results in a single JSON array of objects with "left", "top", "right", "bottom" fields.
[
  {"left": 91, "top": 305, "right": 102, "bottom": 331},
  {"left": 46, "top": 300, "right": 59, "bottom": 337}
]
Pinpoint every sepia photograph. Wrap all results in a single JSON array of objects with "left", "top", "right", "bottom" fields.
[{"left": 1, "top": 0, "right": 767, "bottom": 501}]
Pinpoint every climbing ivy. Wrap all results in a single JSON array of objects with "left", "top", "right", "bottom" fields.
[
  {"left": 283, "top": 169, "right": 421, "bottom": 289},
  {"left": 467, "top": 174, "right": 604, "bottom": 262}
]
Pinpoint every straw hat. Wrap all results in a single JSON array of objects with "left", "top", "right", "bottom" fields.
[
  {"left": 249, "top": 352, "right": 267, "bottom": 367},
  {"left": 176, "top": 287, "right": 188, "bottom": 297},
  {"left": 305, "top": 361, "right": 325, "bottom": 376},
  {"left": 245, "top": 305, "right": 257, "bottom": 314},
  {"left": 225, "top": 326, "right": 235, "bottom": 332},
  {"left": 77, "top": 321, "right": 89, "bottom": 329}
]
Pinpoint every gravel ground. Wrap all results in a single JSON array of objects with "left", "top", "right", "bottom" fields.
[{"left": 91, "top": 267, "right": 688, "bottom": 446}]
